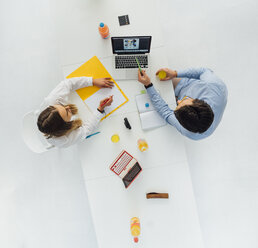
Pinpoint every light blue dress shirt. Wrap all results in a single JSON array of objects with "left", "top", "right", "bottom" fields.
[{"left": 146, "top": 68, "right": 228, "bottom": 140}]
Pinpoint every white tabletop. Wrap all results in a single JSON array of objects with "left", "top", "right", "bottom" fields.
[
  {"left": 85, "top": 161, "right": 203, "bottom": 248},
  {"left": 75, "top": 112, "right": 204, "bottom": 248},
  {"left": 66, "top": 55, "right": 204, "bottom": 247},
  {"left": 61, "top": 0, "right": 204, "bottom": 246}
]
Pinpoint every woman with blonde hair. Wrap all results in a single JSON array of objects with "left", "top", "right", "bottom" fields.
[{"left": 37, "top": 76, "right": 113, "bottom": 148}]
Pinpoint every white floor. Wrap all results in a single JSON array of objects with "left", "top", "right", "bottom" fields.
[{"left": 1, "top": 0, "right": 258, "bottom": 248}]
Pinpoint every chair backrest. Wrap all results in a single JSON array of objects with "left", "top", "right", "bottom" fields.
[{"left": 22, "top": 111, "right": 54, "bottom": 153}]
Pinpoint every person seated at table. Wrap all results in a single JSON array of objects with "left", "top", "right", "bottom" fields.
[
  {"left": 137, "top": 68, "right": 227, "bottom": 140},
  {"left": 37, "top": 77, "right": 113, "bottom": 147}
]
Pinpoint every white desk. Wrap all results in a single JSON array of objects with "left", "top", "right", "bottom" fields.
[
  {"left": 60, "top": 0, "right": 204, "bottom": 247},
  {"left": 75, "top": 112, "right": 204, "bottom": 248},
  {"left": 66, "top": 51, "right": 203, "bottom": 247}
]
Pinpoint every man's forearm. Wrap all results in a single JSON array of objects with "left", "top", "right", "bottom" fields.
[{"left": 146, "top": 85, "right": 174, "bottom": 121}]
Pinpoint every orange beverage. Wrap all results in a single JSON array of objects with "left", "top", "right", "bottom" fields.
[
  {"left": 98, "top": 22, "right": 110, "bottom": 39},
  {"left": 137, "top": 139, "right": 148, "bottom": 152},
  {"left": 130, "top": 217, "right": 140, "bottom": 243}
]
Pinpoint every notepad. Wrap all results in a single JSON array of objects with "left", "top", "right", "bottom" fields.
[
  {"left": 135, "top": 93, "right": 166, "bottom": 130},
  {"left": 84, "top": 85, "right": 126, "bottom": 117},
  {"left": 66, "top": 56, "right": 128, "bottom": 120}
]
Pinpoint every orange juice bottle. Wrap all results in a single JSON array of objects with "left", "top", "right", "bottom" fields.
[
  {"left": 137, "top": 139, "right": 148, "bottom": 152},
  {"left": 98, "top": 22, "right": 110, "bottom": 39},
  {"left": 130, "top": 217, "right": 140, "bottom": 243}
]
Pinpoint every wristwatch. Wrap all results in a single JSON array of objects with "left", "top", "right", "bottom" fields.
[{"left": 144, "top": 83, "right": 153, "bottom": 89}]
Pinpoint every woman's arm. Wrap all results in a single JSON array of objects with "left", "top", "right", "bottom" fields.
[
  {"left": 43, "top": 77, "right": 93, "bottom": 106},
  {"left": 65, "top": 109, "right": 104, "bottom": 147},
  {"left": 42, "top": 77, "right": 114, "bottom": 107}
]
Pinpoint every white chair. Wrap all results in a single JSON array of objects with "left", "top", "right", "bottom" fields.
[{"left": 22, "top": 111, "right": 55, "bottom": 153}]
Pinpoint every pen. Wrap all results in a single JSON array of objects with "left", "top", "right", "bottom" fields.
[
  {"left": 100, "top": 96, "right": 113, "bottom": 107},
  {"left": 135, "top": 57, "right": 143, "bottom": 76},
  {"left": 86, "top": 131, "right": 101, "bottom": 139}
]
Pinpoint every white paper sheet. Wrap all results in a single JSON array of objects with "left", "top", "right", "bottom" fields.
[
  {"left": 135, "top": 93, "right": 155, "bottom": 113},
  {"left": 84, "top": 86, "right": 127, "bottom": 116},
  {"left": 135, "top": 93, "right": 167, "bottom": 130}
]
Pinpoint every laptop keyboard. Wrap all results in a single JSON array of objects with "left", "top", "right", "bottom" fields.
[
  {"left": 115, "top": 55, "right": 148, "bottom": 69},
  {"left": 112, "top": 152, "right": 133, "bottom": 175}
]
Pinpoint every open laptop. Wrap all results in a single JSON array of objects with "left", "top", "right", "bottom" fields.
[
  {"left": 110, "top": 150, "right": 142, "bottom": 188},
  {"left": 111, "top": 36, "right": 152, "bottom": 80}
]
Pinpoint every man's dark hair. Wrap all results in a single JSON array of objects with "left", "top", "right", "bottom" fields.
[{"left": 174, "top": 99, "right": 214, "bottom": 133}]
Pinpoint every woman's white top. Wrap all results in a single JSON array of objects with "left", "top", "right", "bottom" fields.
[{"left": 38, "top": 77, "right": 104, "bottom": 148}]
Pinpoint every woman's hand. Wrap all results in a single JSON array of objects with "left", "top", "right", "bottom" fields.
[
  {"left": 156, "top": 68, "right": 177, "bottom": 81},
  {"left": 93, "top": 78, "right": 114, "bottom": 88},
  {"left": 98, "top": 96, "right": 113, "bottom": 112}
]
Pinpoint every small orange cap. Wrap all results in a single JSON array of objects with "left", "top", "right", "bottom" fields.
[{"left": 134, "top": 237, "right": 139, "bottom": 243}]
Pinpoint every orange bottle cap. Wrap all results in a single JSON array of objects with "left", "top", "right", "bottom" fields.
[{"left": 134, "top": 237, "right": 139, "bottom": 243}]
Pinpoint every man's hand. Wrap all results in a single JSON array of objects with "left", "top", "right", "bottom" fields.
[
  {"left": 93, "top": 78, "right": 114, "bottom": 88},
  {"left": 98, "top": 96, "right": 113, "bottom": 112},
  {"left": 156, "top": 68, "right": 177, "bottom": 81},
  {"left": 138, "top": 70, "right": 151, "bottom": 86}
]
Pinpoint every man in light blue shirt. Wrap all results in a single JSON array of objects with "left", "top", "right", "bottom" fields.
[{"left": 138, "top": 68, "right": 228, "bottom": 140}]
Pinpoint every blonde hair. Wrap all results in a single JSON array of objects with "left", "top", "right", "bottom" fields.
[{"left": 37, "top": 104, "right": 82, "bottom": 138}]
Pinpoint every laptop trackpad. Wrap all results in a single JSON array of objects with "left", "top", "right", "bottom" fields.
[
  {"left": 126, "top": 70, "right": 138, "bottom": 80},
  {"left": 113, "top": 68, "right": 150, "bottom": 80},
  {"left": 113, "top": 69, "right": 137, "bottom": 80},
  {"left": 126, "top": 68, "right": 151, "bottom": 80}
]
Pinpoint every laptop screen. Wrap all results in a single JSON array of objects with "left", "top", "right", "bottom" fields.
[
  {"left": 111, "top": 36, "right": 152, "bottom": 55},
  {"left": 122, "top": 162, "right": 142, "bottom": 188}
]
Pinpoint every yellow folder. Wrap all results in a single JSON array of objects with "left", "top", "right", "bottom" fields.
[{"left": 66, "top": 56, "right": 128, "bottom": 120}]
